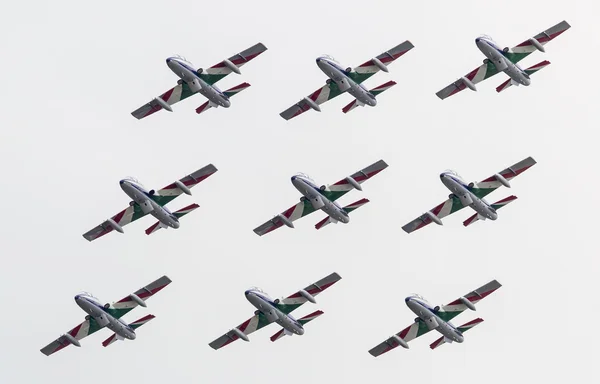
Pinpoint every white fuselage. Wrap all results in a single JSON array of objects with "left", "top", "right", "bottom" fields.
[
  {"left": 291, "top": 175, "right": 350, "bottom": 224},
  {"left": 475, "top": 37, "right": 531, "bottom": 86},
  {"left": 405, "top": 295, "right": 464, "bottom": 343},
  {"left": 244, "top": 289, "right": 304, "bottom": 336},
  {"left": 166, "top": 57, "right": 231, "bottom": 108},
  {"left": 74, "top": 294, "right": 136, "bottom": 340},
  {"left": 316, "top": 57, "right": 377, "bottom": 106},
  {"left": 119, "top": 179, "right": 180, "bottom": 229},
  {"left": 439, "top": 172, "right": 498, "bottom": 220}
]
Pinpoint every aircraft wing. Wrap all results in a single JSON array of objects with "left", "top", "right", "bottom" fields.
[
  {"left": 105, "top": 275, "right": 172, "bottom": 319},
  {"left": 323, "top": 159, "right": 388, "bottom": 201},
  {"left": 253, "top": 200, "right": 318, "bottom": 236},
  {"left": 41, "top": 317, "right": 105, "bottom": 356},
  {"left": 200, "top": 42, "right": 268, "bottom": 85},
  {"left": 471, "top": 156, "right": 537, "bottom": 199},
  {"left": 131, "top": 82, "right": 201, "bottom": 120},
  {"left": 276, "top": 272, "right": 342, "bottom": 314},
  {"left": 369, "top": 320, "right": 432, "bottom": 357},
  {"left": 151, "top": 164, "right": 218, "bottom": 206},
  {"left": 351, "top": 40, "right": 414, "bottom": 83},
  {"left": 437, "top": 280, "right": 502, "bottom": 322},
  {"left": 209, "top": 313, "right": 274, "bottom": 350},
  {"left": 279, "top": 82, "right": 346, "bottom": 120},
  {"left": 82, "top": 204, "right": 149, "bottom": 242},
  {"left": 436, "top": 62, "right": 502, "bottom": 100},
  {"left": 402, "top": 196, "right": 466, "bottom": 234},
  {"left": 507, "top": 20, "right": 571, "bottom": 63}
]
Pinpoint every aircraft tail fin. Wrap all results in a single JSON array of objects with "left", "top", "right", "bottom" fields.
[
  {"left": 145, "top": 204, "right": 199, "bottom": 235},
  {"left": 496, "top": 60, "right": 551, "bottom": 92},
  {"left": 195, "top": 83, "right": 251, "bottom": 114},
  {"left": 270, "top": 310, "right": 324, "bottom": 342},
  {"left": 315, "top": 198, "right": 370, "bottom": 230},
  {"left": 342, "top": 81, "right": 396, "bottom": 113},
  {"left": 463, "top": 196, "right": 517, "bottom": 227},
  {"left": 102, "top": 315, "right": 155, "bottom": 347},
  {"left": 430, "top": 318, "right": 484, "bottom": 350}
]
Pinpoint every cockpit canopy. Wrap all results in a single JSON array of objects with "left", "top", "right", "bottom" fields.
[
  {"left": 123, "top": 176, "right": 143, "bottom": 186},
  {"left": 77, "top": 291, "right": 99, "bottom": 302},
  {"left": 294, "top": 172, "right": 315, "bottom": 183},
  {"left": 320, "top": 54, "right": 339, "bottom": 64},
  {"left": 443, "top": 169, "right": 465, "bottom": 181},
  {"left": 408, "top": 293, "right": 430, "bottom": 304},
  {"left": 247, "top": 286, "right": 265, "bottom": 294},
  {"left": 173, "top": 54, "right": 191, "bottom": 64},
  {"left": 478, "top": 34, "right": 496, "bottom": 43}
]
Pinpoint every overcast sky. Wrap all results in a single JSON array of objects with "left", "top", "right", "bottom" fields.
[{"left": 1, "top": 0, "right": 598, "bottom": 382}]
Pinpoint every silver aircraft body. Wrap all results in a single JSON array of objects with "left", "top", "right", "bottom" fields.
[
  {"left": 40, "top": 276, "right": 172, "bottom": 356},
  {"left": 402, "top": 157, "right": 536, "bottom": 233},
  {"left": 291, "top": 174, "right": 350, "bottom": 224},
  {"left": 209, "top": 273, "right": 342, "bottom": 349},
  {"left": 475, "top": 36, "right": 531, "bottom": 86},
  {"left": 120, "top": 178, "right": 180, "bottom": 229},
  {"left": 369, "top": 280, "right": 502, "bottom": 356},
  {"left": 316, "top": 56, "right": 377, "bottom": 107}
]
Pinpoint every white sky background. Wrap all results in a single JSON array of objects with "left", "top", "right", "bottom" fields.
[{"left": 0, "top": 0, "right": 598, "bottom": 382}]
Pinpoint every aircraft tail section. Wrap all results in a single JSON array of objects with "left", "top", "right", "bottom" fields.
[
  {"left": 315, "top": 198, "right": 370, "bottom": 230},
  {"left": 270, "top": 310, "right": 324, "bottom": 342},
  {"left": 463, "top": 196, "right": 517, "bottom": 227},
  {"left": 145, "top": 204, "right": 199, "bottom": 235},
  {"left": 342, "top": 81, "right": 396, "bottom": 113},
  {"left": 496, "top": 60, "right": 551, "bottom": 92},
  {"left": 196, "top": 83, "right": 251, "bottom": 114},
  {"left": 430, "top": 318, "right": 483, "bottom": 350},
  {"left": 102, "top": 315, "right": 155, "bottom": 347}
]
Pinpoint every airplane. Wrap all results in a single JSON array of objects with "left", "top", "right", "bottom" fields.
[
  {"left": 402, "top": 157, "right": 536, "bottom": 233},
  {"left": 280, "top": 41, "right": 414, "bottom": 120},
  {"left": 131, "top": 43, "right": 267, "bottom": 119},
  {"left": 83, "top": 164, "right": 217, "bottom": 241},
  {"left": 41, "top": 275, "right": 172, "bottom": 356},
  {"left": 209, "top": 272, "right": 341, "bottom": 349},
  {"left": 253, "top": 160, "right": 388, "bottom": 236},
  {"left": 436, "top": 20, "right": 570, "bottom": 99},
  {"left": 369, "top": 280, "right": 501, "bottom": 356}
]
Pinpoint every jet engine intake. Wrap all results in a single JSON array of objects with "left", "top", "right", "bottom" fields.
[
  {"left": 139, "top": 199, "right": 154, "bottom": 214},
  {"left": 309, "top": 195, "right": 325, "bottom": 210},
  {"left": 425, "top": 316, "right": 439, "bottom": 330}
]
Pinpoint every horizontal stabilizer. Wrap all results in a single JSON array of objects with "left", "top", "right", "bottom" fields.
[
  {"left": 270, "top": 310, "right": 324, "bottom": 342},
  {"left": 496, "top": 60, "right": 551, "bottom": 93},
  {"left": 102, "top": 315, "right": 155, "bottom": 347},
  {"left": 342, "top": 81, "right": 396, "bottom": 113},
  {"left": 430, "top": 318, "right": 483, "bottom": 350},
  {"left": 463, "top": 196, "right": 517, "bottom": 227},
  {"left": 145, "top": 204, "right": 199, "bottom": 235},
  {"left": 223, "top": 82, "right": 251, "bottom": 97},
  {"left": 315, "top": 198, "right": 370, "bottom": 229}
]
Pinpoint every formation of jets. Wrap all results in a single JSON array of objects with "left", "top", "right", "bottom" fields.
[{"left": 40, "top": 20, "right": 571, "bottom": 360}]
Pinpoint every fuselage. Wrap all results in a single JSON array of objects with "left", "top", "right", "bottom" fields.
[
  {"left": 119, "top": 179, "right": 180, "bottom": 229},
  {"left": 165, "top": 56, "right": 231, "bottom": 108},
  {"left": 74, "top": 294, "right": 136, "bottom": 340},
  {"left": 290, "top": 174, "right": 350, "bottom": 223},
  {"left": 315, "top": 56, "right": 377, "bottom": 106},
  {"left": 405, "top": 295, "right": 464, "bottom": 343},
  {"left": 244, "top": 289, "right": 304, "bottom": 336},
  {"left": 439, "top": 171, "right": 498, "bottom": 220},
  {"left": 475, "top": 37, "right": 531, "bottom": 86}
]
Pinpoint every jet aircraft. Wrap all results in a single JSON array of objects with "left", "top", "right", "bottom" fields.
[
  {"left": 131, "top": 43, "right": 267, "bottom": 119},
  {"left": 209, "top": 272, "right": 341, "bottom": 349},
  {"left": 280, "top": 41, "right": 414, "bottom": 120},
  {"left": 436, "top": 20, "right": 570, "bottom": 99},
  {"left": 253, "top": 160, "right": 388, "bottom": 236},
  {"left": 41, "top": 276, "right": 171, "bottom": 356},
  {"left": 402, "top": 157, "right": 536, "bottom": 233},
  {"left": 83, "top": 164, "right": 217, "bottom": 241},
  {"left": 369, "top": 280, "right": 501, "bottom": 356}
]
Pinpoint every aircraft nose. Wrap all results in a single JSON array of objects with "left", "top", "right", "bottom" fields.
[
  {"left": 316, "top": 58, "right": 321, "bottom": 63},
  {"left": 439, "top": 173, "right": 445, "bottom": 179},
  {"left": 244, "top": 290, "right": 251, "bottom": 296},
  {"left": 166, "top": 58, "right": 171, "bottom": 64},
  {"left": 74, "top": 295, "right": 81, "bottom": 301},
  {"left": 404, "top": 296, "right": 411, "bottom": 303}
]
